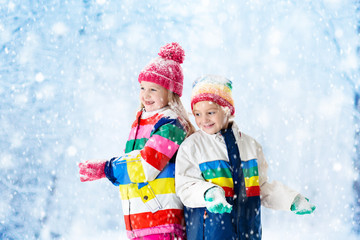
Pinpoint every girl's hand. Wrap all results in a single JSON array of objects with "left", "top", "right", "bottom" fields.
[
  {"left": 78, "top": 159, "right": 107, "bottom": 182},
  {"left": 291, "top": 194, "right": 316, "bottom": 215}
]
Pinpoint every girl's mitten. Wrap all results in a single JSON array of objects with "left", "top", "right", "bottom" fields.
[{"left": 79, "top": 160, "right": 107, "bottom": 182}]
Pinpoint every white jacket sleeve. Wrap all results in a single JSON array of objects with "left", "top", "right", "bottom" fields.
[
  {"left": 175, "top": 140, "right": 217, "bottom": 208},
  {"left": 257, "top": 143, "right": 299, "bottom": 211}
]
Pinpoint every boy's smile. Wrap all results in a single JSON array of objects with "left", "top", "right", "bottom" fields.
[{"left": 193, "top": 101, "right": 229, "bottom": 134}]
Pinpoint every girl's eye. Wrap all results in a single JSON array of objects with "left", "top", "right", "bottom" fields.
[
  {"left": 194, "top": 113, "right": 200, "bottom": 117},
  {"left": 140, "top": 87, "right": 145, "bottom": 90},
  {"left": 151, "top": 88, "right": 157, "bottom": 92},
  {"left": 208, "top": 111, "right": 215, "bottom": 115}
]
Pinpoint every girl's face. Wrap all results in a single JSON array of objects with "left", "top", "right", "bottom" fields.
[
  {"left": 140, "top": 81, "right": 169, "bottom": 112},
  {"left": 193, "top": 101, "right": 229, "bottom": 134}
]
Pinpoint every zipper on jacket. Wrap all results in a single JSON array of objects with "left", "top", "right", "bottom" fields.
[
  {"left": 203, "top": 209, "right": 207, "bottom": 240},
  {"left": 127, "top": 111, "right": 141, "bottom": 235},
  {"left": 126, "top": 187, "right": 135, "bottom": 237},
  {"left": 130, "top": 111, "right": 142, "bottom": 150},
  {"left": 203, "top": 209, "right": 207, "bottom": 219}
]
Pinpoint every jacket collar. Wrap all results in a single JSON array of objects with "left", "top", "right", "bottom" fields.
[{"left": 141, "top": 106, "right": 170, "bottom": 119}]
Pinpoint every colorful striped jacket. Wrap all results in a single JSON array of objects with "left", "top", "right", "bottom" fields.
[
  {"left": 105, "top": 107, "right": 187, "bottom": 239},
  {"left": 175, "top": 121, "right": 299, "bottom": 239}
]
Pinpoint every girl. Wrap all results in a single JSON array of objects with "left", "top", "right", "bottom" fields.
[
  {"left": 175, "top": 75, "right": 315, "bottom": 240},
  {"left": 79, "top": 42, "right": 195, "bottom": 240}
]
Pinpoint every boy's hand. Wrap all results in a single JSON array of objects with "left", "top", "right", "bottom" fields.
[
  {"left": 291, "top": 194, "right": 316, "bottom": 215},
  {"left": 78, "top": 160, "right": 107, "bottom": 182},
  {"left": 204, "top": 187, "right": 232, "bottom": 214}
]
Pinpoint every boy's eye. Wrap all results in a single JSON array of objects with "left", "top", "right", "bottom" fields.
[
  {"left": 151, "top": 88, "right": 157, "bottom": 92},
  {"left": 194, "top": 113, "right": 200, "bottom": 117},
  {"left": 140, "top": 87, "right": 145, "bottom": 90},
  {"left": 208, "top": 111, "right": 215, "bottom": 115}
]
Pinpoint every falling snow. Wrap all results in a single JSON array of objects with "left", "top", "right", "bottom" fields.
[{"left": 1, "top": 0, "right": 359, "bottom": 239}]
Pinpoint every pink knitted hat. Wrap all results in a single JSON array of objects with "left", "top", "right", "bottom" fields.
[
  {"left": 138, "top": 42, "right": 185, "bottom": 97},
  {"left": 191, "top": 75, "right": 235, "bottom": 115}
]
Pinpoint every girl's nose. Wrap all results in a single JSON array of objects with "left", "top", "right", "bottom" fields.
[{"left": 143, "top": 90, "right": 151, "bottom": 99}]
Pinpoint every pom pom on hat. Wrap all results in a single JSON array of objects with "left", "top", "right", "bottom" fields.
[
  {"left": 138, "top": 42, "right": 185, "bottom": 97},
  {"left": 191, "top": 75, "right": 235, "bottom": 115},
  {"left": 158, "top": 42, "right": 185, "bottom": 64}
]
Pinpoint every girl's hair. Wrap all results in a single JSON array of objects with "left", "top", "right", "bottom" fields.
[
  {"left": 220, "top": 105, "right": 235, "bottom": 122},
  {"left": 167, "top": 91, "right": 196, "bottom": 137},
  {"left": 139, "top": 91, "right": 195, "bottom": 137}
]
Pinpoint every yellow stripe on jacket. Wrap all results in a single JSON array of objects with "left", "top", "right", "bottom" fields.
[
  {"left": 244, "top": 175, "right": 259, "bottom": 188},
  {"left": 208, "top": 176, "right": 234, "bottom": 189},
  {"left": 119, "top": 178, "right": 176, "bottom": 200}
]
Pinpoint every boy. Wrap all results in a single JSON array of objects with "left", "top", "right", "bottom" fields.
[{"left": 175, "top": 75, "right": 315, "bottom": 240}]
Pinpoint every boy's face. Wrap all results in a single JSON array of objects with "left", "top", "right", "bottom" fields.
[
  {"left": 140, "top": 81, "right": 169, "bottom": 112},
  {"left": 193, "top": 101, "right": 229, "bottom": 134}
]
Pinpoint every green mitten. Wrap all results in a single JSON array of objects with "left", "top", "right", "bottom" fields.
[
  {"left": 204, "top": 187, "right": 232, "bottom": 214},
  {"left": 291, "top": 194, "right": 316, "bottom": 215}
]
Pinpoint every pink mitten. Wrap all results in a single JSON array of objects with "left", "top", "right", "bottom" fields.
[{"left": 78, "top": 160, "right": 107, "bottom": 182}]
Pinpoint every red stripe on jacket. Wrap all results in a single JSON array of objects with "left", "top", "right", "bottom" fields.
[{"left": 124, "top": 209, "right": 184, "bottom": 230}]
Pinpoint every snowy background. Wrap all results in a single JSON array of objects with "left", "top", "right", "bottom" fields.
[{"left": 1, "top": 0, "right": 359, "bottom": 239}]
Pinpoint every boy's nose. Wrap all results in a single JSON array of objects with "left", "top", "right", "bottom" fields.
[{"left": 203, "top": 117, "right": 210, "bottom": 123}]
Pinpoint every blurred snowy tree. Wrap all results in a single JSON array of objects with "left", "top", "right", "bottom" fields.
[
  {"left": 0, "top": 1, "right": 82, "bottom": 239},
  {"left": 350, "top": 84, "right": 360, "bottom": 228},
  {"left": 353, "top": 1, "right": 360, "bottom": 233},
  {"left": 308, "top": 1, "right": 360, "bottom": 233},
  {"left": 0, "top": 1, "right": 170, "bottom": 239}
]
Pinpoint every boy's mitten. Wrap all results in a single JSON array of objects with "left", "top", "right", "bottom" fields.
[
  {"left": 204, "top": 187, "right": 232, "bottom": 214},
  {"left": 79, "top": 160, "right": 107, "bottom": 182},
  {"left": 290, "top": 194, "right": 316, "bottom": 215}
]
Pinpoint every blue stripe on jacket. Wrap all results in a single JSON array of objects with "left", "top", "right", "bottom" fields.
[
  {"left": 199, "top": 159, "right": 230, "bottom": 172},
  {"left": 105, "top": 157, "right": 175, "bottom": 186},
  {"left": 241, "top": 158, "right": 257, "bottom": 169}
]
